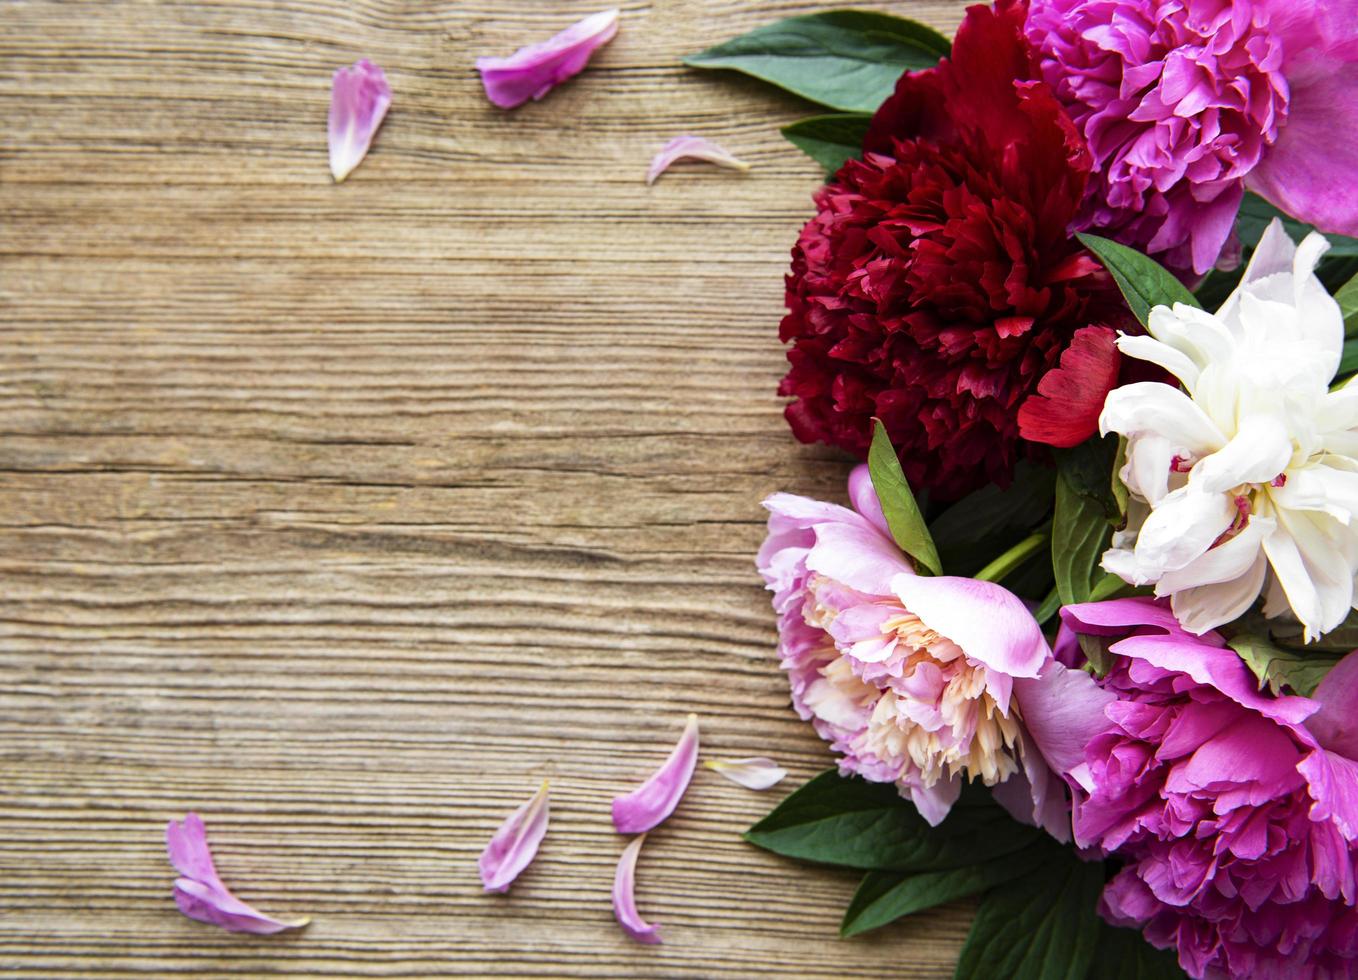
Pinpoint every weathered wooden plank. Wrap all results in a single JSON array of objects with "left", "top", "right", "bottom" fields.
[{"left": 0, "top": 1, "right": 973, "bottom": 975}]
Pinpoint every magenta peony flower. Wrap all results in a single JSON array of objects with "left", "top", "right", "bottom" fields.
[
  {"left": 1025, "top": 0, "right": 1358, "bottom": 276},
  {"left": 756, "top": 465, "right": 1107, "bottom": 834},
  {"left": 1056, "top": 598, "right": 1358, "bottom": 979}
]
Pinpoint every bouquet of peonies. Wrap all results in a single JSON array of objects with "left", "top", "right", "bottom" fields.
[{"left": 687, "top": 1, "right": 1358, "bottom": 976}]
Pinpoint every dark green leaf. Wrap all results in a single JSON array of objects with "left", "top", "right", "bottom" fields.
[
  {"left": 954, "top": 853, "right": 1104, "bottom": 980},
  {"left": 1089, "top": 922, "right": 1189, "bottom": 980},
  {"left": 1227, "top": 633, "right": 1342, "bottom": 697},
  {"left": 744, "top": 770, "right": 1043, "bottom": 872},
  {"left": 1078, "top": 632, "right": 1115, "bottom": 677},
  {"left": 684, "top": 11, "right": 950, "bottom": 113},
  {"left": 1052, "top": 445, "right": 1116, "bottom": 608},
  {"left": 841, "top": 841, "right": 1060, "bottom": 937},
  {"left": 1338, "top": 339, "right": 1358, "bottom": 381},
  {"left": 781, "top": 113, "right": 872, "bottom": 175},
  {"left": 1235, "top": 194, "right": 1358, "bottom": 258},
  {"left": 1077, "top": 233, "right": 1200, "bottom": 326},
  {"left": 869, "top": 419, "right": 942, "bottom": 575},
  {"left": 1267, "top": 608, "right": 1358, "bottom": 653},
  {"left": 929, "top": 462, "right": 1056, "bottom": 576}
]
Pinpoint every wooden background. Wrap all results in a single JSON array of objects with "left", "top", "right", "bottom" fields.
[{"left": 0, "top": 2, "right": 973, "bottom": 976}]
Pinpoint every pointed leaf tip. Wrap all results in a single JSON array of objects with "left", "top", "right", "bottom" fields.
[
  {"left": 868, "top": 419, "right": 942, "bottom": 575},
  {"left": 612, "top": 714, "right": 700, "bottom": 834}
]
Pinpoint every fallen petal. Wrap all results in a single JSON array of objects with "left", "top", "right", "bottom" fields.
[
  {"left": 478, "top": 780, "right": 551, "bottom": 893},
  {"left": 612, "top": 834, "right": 662, "bottom": 944},
  {"left": 612, "top": 713, "right": 699, "bottom": 834},
  {"left": 475, "top": 9, "right": 619, "bottom": 110},
  {"left": 328, "top": 59, "right": 392, "bottom": 182},
  {"left": 703, "top": 757, "right": 787, "bottom": 791},
  {"left": 646, "top": 135, "right": 751, "bottom": 185},
  {"left": 165, "top": 813, "right": 309, "bottom": 934}
]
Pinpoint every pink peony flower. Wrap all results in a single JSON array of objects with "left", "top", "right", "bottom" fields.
[
  {"left": 1055, "top": 598, "right": 1358, "bottom": 979},
  {"left": 756, "top": 465, "right": 1106, "bottom": 834},
  {"left": 1025, "top": 0, "right": 1358, "bottom": 276}
]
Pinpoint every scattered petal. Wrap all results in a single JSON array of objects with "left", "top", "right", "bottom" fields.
[
  {"left": 328, "top": 59, "right": 392, "bottom": 182},
  {"left": 645, "top": 136, "right": 751, "bottom": 185},
  {"left": 475, "top": 9, "right": 619, "bottom": 110},
  {"left": 165, "top": 813, "right": 309, "bottom": 934},
  {"left": 703, "top": 757, "right": 787, "bottom": 791},
  {"left": 612, "top": 834, "right": 661, "bottom": 944},
  {"left": 478, "top": 780, "right": 551, "bottom": 893},
  {"left": 612, "top": 714, "right": 699, "bottom": 834}
]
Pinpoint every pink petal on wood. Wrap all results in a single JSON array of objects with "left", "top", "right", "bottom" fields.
[
  {"left": 478, "top": 780, "right": 551, "bottom": 893},
  {"left": 703, "top": 757, "right": 787, "bottom": 790},
  {"left": 646, "top": 135, "right": 751, "bottom": 185},
  {"left": 475, "top": 9, "right": 620, "bottom": 110},
  {"left": 165, "top": 813, "right": 309, "bottom": 934},
  {"left": 612, "top": 834, "right": 662, "bottom": 944},
  {"left": 612, "top": 714, "right": 699, "bottom": 834},
  {"left": 328, "top": 59, "right": 392, "bottom": 182}
]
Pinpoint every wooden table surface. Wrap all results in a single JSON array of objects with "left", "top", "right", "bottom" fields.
[{"left": 1, "top": 2, "right": 974, "bottom": 976}]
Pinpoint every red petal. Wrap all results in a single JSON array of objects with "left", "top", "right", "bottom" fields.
[{"left": 1017, "top": 325, "right": 1120, "bottom": 448}]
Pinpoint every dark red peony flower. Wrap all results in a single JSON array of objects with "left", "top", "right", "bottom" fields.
[{"left": 778, "top": 0, "right": 1130, "bottom": 499}]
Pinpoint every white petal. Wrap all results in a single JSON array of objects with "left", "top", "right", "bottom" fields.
[
  {"left": 1272, "top": 465, "right": 1358, "bottom": 523},
  {"left": 1273, "top": 508, "right": 1357, "bottom": 638},
  {"left": 1155, "top": 513, "right": 1275, "bottom": 594},
  {"left": 1149, "top": 302, "right": 1239, "bottom": 365},
  {"left": 704, "top": 757, "right": 787, "bottom": 791},
  {"left": 1125, "top": 434, "right": 1178, "bottom": 506},
  {"left": 1171, "top": 553, "right": 1269, "bottom": 635},
  {"left": 1132, "top": 486, "right": 1235, "bottom": 577},
  {"left": 1263, "top": 523, "right": 1328, "bottom": 641},
  {"left": 1100, "top": 382, "right": 1225, "bottom": 453},
  {"left": 1117, "top": 333, "right": 1202, "bottom": 390},
  {"left": 1188, "top": 414, "right": 1293, "bottom": 494}
]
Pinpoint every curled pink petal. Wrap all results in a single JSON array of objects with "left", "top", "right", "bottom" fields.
[
  {"left": 612, "top": 714, "right": 699, "bottom": 834},
  {"left": 165, "top": 813, "right": 309, "bottom": 934},
  {"left": 475, "top": 9, "right": 619, "bottom": 110},
  {"left": 645, "top": 135, "right": 751, "bottom": 185},
  {"left": 703, "top": 757, "right": 787, "bottom": 791},
  {"left": 612, "top": 834, "right": 661, "bottom": 944},
  {"left": 328, "top": 59, "right": 392, "bottom": 182},
  {"left": 478, "top": 780, "right": 551, "bottom": 893}
]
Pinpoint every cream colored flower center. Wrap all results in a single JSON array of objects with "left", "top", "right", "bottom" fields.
[{"left": 817, "top": 604, "right": 1022, "bottom": 789}]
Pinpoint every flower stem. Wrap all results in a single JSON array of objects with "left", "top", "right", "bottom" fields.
[{"left": 974, "top": 531, "right": 1050, "bottom": 585}]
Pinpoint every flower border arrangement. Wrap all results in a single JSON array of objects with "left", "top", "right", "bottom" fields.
[{"left": 687, "top": 1, "right": 1358, "bottom": 977}]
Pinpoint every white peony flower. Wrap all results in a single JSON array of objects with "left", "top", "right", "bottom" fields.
[{"left": 1100, "top": 219, "right": 1358, "bottom": 641}]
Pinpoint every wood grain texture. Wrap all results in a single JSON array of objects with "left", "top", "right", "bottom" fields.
[{"left": 0, "top": 2, "right": 974, "bottom": 976}]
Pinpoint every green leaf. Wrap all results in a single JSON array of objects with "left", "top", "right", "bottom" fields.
[
  {"left": 1234, "top": 194, "right": 1358, "bottom": 258},
  {"left": 1227, "top": 633, "right": 1342, "bottom": 698},
  {"left": 841, "top": 841, "right": 1060, "bottom": 937},
  {"left": 781, "top": 112, "right": 873, "bottom": 175},
  {"left": 684, "top": 11, "right": 950, "bottom": 113},
  {"left": 1051, "top": 445, "right": 1117, "bottom": 608},
  {"left": 1337, "top": 272, "right": 1358, "bottom": 340},
  {"left": 744, "top": 770, "right": 1043, "bottom": 872},
  {"left": 1089, "top": 922, "right": 1189, "bottom": 979},
  {"left": 1338, "top": 339, "right": 1358, "bottom": 382},
  {"left": 1077, "top": 233, "right": 1200, "bottom": 326},
  {"left": 930, "top": 462, "right": 1057, "bottom": 577},
  {"left": 869, "top": 419, "right": 942, "bottom": 575},
  {"left": 954, "top": 853, "right": 1104, "bottom": 980}
]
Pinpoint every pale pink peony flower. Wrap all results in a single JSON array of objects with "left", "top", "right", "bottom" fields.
[
  {"left": 757, "top": 466, "right": 1107, "bottom": 834},
  {"left": 1025, "top": 0, "right": 1358, "bottom": 276}
]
